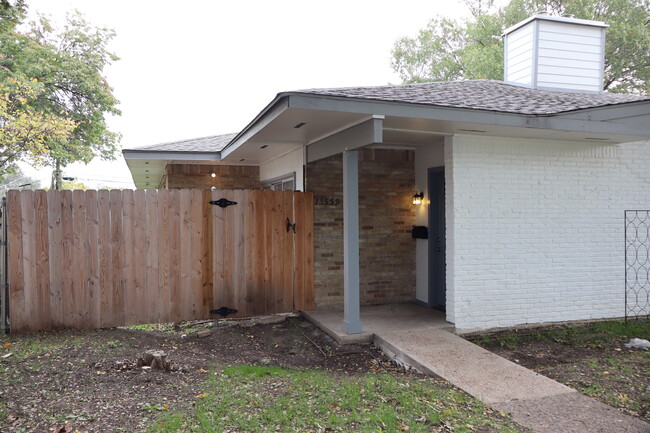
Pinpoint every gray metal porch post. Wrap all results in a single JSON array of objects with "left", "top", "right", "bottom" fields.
[{"left": 342, "top": 150, "right": 362, "bottom": 334}]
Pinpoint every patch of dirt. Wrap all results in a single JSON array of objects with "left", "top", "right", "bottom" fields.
[
  {"left": 0, "top": 317, "right": 398, "bottom": 433},
  {"left": 470, "top": 331, "right": 650, "bottom": 423}
]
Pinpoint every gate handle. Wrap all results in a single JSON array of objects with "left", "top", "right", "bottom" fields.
[{"left": 286, "top": 218, "right": 296, "bottom": 233}]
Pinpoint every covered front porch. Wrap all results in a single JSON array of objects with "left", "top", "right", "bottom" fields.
[{"left": 303, "top": 303, "right": 450, "bottom": 344}]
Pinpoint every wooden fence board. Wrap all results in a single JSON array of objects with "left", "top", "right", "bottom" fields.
[
  {"left": 303, "top": 193, "right": 315, "bottom": 310},
  {"left": 245, "top": 190, "right": 259, "bottom": 316},
  {"left": 7, "top": 189, "right": 314, "bottom": 332},
  {"left": 234, "top": 189, "right": 247, "bottom": 317},
  {"left": 145, "top": 190, "right": 159, "bottom": 323},
  {"left": 169, "top": 189, "right": 182, "bottom": 322},
  {"left": 72, "top": 191, "right": 87, "bottom": 329},
  {"left": 97, "top": 190, "right": 111, "bottom": 327},
  {"left": 47, "top": 191, "right": 64, "bottom": 329},
  {"left": 121, "top": 190, "right": 135, "bottom": 325},
  {"left": 7, "top": 192, "right": 24, "bottom": 332},
  {"left": 179, "top": 190, "right": 192, "bottom": 321},
  {"left": 158, "top": 190, "right": 171, "bottom": 323},
  {"left": 293, "top": 192, "right": 305, "bottom": 311},
  {"left": 85, "top": 190, "right": 101, "bottom": 329},
  {"left": 222, "top": 190, "right": 234, "bottom": 314},
  {"left": 263, "top": 191, "right": 274, "bottom": 315},
  {"left": 282, "top": 191, "right": 293, "bottom": 312},
  {"left": 61, "top": 191, "right": 75, "bottom": 330},
  {"left": 190, "top": 189, "right": 203, "bottom": 319},
  {"left": 32, "top": 191, "right": 50, "bottom": 331},
  {"left": 201, "top": 190, "right": 213, "bottom": 317},
  {"left": 133, "top": 190, "right": 147, "bottom": 324},
  {"left": 211, "top": 189, "right": 225, "bottom": 310},
  {"left": 109, "top": 190, "right": 124, "bottom": 327}
]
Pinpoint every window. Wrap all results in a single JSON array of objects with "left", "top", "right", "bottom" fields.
[{"left": 262, "top": 173, "right": 295, "bottom": 191}]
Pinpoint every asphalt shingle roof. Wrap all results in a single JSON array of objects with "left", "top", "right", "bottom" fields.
[
  {"left": 125, "top": 133, "right": 237, "bottom": 152},
  {"left": 293, "top": 80, "right": 650, "bottom": 115}
]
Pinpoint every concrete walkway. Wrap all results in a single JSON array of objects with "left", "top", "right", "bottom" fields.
[
  {"left": 376, "top": 327, "right": 650, "bottom": 433},
  {"left": 304, "top": 305, "right": 650, "bottom": 433}
]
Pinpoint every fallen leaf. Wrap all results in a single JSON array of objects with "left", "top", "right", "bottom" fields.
[
  {"left": 196, "top": 393, "right": 208, "bottom": 399},
  {"left": 603, "top": 371, "right": 610, "bottom": 375},
  {"left": 1, "top": 352, "right": 12, "bottom": 359},
  {"left": 196, "top": 369, "right": 208, "bottom": 374},
  {"left": 3, "top": 343, "right": 10, "bottom": 349}
]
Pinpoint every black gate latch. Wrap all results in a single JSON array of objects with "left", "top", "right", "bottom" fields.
[
  {"left": 286, "top": 218, "right": 296, "bottom": 233},
  {"left": 209, "top": 198, "right": 237, "bottom": 208}
]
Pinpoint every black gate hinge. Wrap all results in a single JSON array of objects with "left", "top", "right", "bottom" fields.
[{"left": 209, "top": 198, "right": 238, "bottom": 208}]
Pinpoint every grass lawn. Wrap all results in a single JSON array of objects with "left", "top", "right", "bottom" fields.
[
  {"left": 149, "top": 365, "right": 525, "bottom": 433},
  {"left": 471, "top": 320, "right": 650, "bottom": 422}
]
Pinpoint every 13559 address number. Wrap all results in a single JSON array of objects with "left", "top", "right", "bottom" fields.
[{"left": 314, "top": 196, "right": 341, "bottom": 206}]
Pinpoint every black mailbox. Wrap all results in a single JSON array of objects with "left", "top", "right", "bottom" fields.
[{"left": 411, "top": 226, "right": 428, "bottom": 239}]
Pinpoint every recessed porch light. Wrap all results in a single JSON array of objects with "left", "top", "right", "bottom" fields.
[{"left": 211, "top": 173, "right": 216, "bottom": 178}]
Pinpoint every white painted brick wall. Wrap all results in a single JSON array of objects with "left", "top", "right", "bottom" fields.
[{"left": 446, "top": 134, "right": 650, "bottom": 331}]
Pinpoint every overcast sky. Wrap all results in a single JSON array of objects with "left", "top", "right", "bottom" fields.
[{"left": 19, "top": 0, "right": 476, "bottom": 189}]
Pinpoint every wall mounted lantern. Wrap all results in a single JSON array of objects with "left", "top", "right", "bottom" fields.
[
  {"left": 211, "top": 172, "right": 216, "bottom": 178},
  {"left": 412, "top": 192, "right": 424, "bottom": 205}
]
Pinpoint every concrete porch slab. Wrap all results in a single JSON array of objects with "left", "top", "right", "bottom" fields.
[{"left": 302, "top": 303, "right": 451, "bottom": 344}]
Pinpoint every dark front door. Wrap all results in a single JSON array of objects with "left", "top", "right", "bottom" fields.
[{"left": 428, "top": 167, "right": 446, "bottom": 310}]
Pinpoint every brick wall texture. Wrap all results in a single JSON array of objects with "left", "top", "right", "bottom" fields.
[
  {"left": 306, "top": 149, "right": 416, "bottom": 308},
  {"left": 166, "top": 164, "right": 260, "bottom": 189},
  {"left": 446, "top": 135, "right": 650, "bottom": 331}
]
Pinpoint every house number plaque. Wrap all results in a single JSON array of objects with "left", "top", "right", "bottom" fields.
[{"left": 314, "top": 196, "right": 341, "bottom": 206}]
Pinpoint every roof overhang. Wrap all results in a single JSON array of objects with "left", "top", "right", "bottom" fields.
[
  {"left": 219, "top": 92, "right": 650, "bottom": 164},
  {"left": 124, "top": 89, "right": 650, "bottom": 189}
]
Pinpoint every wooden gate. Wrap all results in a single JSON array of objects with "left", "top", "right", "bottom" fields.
[{"left": 5, "top": 189, "right": 313, "bottom": 332}]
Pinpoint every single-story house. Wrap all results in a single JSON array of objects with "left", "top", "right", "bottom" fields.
[{"left": 123, "top": 13, "right": 650, "bottom": 333}]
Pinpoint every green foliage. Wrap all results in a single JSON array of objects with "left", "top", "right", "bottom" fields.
[
  {"left": 150, "top": 366, "right": 526, "bottom": 433},
  {"left": 0, "top": 77, "right": 76, "bottom": 172},
  {"left": 0, "top": 7, "right": 121, "bottom": 178},
  {"left": 391, "top": 0, "right": 650, "bottom": 94}
]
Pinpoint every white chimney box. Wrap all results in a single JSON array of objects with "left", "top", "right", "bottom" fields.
[{"left": 503, "top": 14, "right": 608, "bottom": 93}]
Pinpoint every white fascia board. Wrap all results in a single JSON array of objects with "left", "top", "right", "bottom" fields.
[
  {"left": 286, "top": 93, "right": 650, "bottom": 139},
  {"left": 556, "top": 100, "right": 650, "bottom": 122},
  {"left": 220, "top": 96, "right": 289, "bottom": 159},
  {"left": 122, "top": 150, "right": 221, "bottom": 161}
]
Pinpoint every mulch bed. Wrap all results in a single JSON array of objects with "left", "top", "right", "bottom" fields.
[{"left": 0, "top": 317, "right": 398, "bottom": 433}]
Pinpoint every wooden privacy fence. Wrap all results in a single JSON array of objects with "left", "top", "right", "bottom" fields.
[{"left": 6, "top": 189, "right": 314, "bottom": 333}]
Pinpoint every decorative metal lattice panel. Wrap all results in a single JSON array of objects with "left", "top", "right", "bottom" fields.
[{"left": 625, "top": 210, "right": 650, "bottom": 319}]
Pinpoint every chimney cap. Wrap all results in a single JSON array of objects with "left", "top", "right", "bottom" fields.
[{"left": 503, "top": 13, "right": 608, "bottom": 36}]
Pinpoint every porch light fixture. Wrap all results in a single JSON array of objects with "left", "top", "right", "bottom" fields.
[
  {"left": 211, "top": 173, "right": 216, "bottom": 178},
  {"left": 413, "top": 192, "right": 424, "bottom": 205}
]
